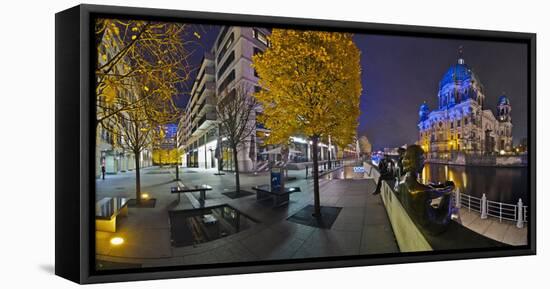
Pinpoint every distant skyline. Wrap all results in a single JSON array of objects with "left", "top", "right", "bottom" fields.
[{"left": 177, "top": 26, "right": 529, "bottom": 150}]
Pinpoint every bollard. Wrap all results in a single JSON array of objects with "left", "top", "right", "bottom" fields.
[
  {"left": 481, "top": 193, "right": 488, "bottom": 219},
  {"left": 455, "top": 188, "right": 461, "bottom": 209},
  {"left": 516, "top": 198, "right": 524, "bottom": 228}
]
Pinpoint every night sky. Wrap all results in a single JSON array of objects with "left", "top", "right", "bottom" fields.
[
  {"left": 354, "top": 34, "right": 528, "bottom": 150},
  {"left": 174, "top": 24, "right": 220, "bottom": 107},
  {"left": 178, "top": 25, "right": 528, "bottom": 150}
]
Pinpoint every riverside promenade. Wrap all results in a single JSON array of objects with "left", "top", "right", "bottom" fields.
[
  {"left": 95, "top": 165, "right": 399, "bottom": 269},
  {"left": 458, "top": 209, "right": 527, "bottom": 246}
]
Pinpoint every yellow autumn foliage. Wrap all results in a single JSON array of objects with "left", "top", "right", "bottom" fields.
[
  {"left": 152, "top": 148, "right": 182, "bottom": 165},
  {"left": 252, "top": 29, "right": 362, "bottom": 147}
]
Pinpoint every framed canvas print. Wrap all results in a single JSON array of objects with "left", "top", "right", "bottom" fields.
[{"left": 55, "top": 4, "right": 536, "bottom": 284}]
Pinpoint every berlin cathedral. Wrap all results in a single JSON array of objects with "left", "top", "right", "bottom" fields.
[{"left": 418, "top": 49, "right": 513, "bottom": 158}]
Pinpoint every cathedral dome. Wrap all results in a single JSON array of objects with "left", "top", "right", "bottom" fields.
[
  {"left": 498, "top": 95, "right": 510, "bottom": 106},
  {"left": 439, "top": 63, "right": 478, "bottom": 89},
  {"left": 437, "top": 48, "right": 484, "bottom": 109}
]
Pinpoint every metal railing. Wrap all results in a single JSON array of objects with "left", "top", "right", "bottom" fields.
[{"left": 454, "top": 189, "right": 527, "bottom": 228}]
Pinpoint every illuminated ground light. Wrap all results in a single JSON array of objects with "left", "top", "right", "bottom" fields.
[
  {"left": 110, "top": 237, "right": 124, "bottom": 246},
  {"left": 141, "top": 193, "right": 150, "bottom": 200}
]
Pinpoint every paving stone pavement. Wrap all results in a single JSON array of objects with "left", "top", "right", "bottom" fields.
[{"left": 95, "top": 165, "right": 399, "bottom": 269}]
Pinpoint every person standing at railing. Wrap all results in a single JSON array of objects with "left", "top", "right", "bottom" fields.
[
  {"left": 396, "top": 146, "right": 406, "bottom": 179},
  {"left": 372, "top": 155, "right": 395, "bottom": 195}
]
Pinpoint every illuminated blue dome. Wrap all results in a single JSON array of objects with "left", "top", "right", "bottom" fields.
[
  {"left": 439, "top": 63, "right": 475, "bottom": 88},
  {"left": 437, "top": 56, "right": 483, "bottom": 109},
  {"left": 498, "top": 95, "right": 510, "bottom": 106},
  {"left": 419, "top": 102, "right": 430, "bottom": 121}
]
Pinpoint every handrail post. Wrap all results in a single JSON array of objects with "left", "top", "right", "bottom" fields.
[
  {"left": 455, "top": 188, "right": 461, "bottom": 209},
  {"left": 499, "top": 202, "right": 502, "bottom": 222},
  {"left": 481, "top": 193, "right": 488, "bottom": 219},
  {"left": 516, "top": 198, "right": 524, "bottom": 228}
]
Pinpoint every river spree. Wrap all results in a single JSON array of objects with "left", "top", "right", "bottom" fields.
[
  {"left": 422, "top": 163, "right": 529, "bottom": 206},
  {"left": 321, "top": 162, "right": 529, "bottom": 206}
]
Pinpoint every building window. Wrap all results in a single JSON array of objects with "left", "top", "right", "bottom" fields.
[
  {"left": 457, "top": 120, "right": 461, "bottom": 127},
  {"left": 450, "top": 122, "right": 454, "bottom": 129},
  {"left": 458, "top": 133, "right": 461, "bottom": 139},
  {"left": 217, "top": 51, "right": 235, "bottom": 79},
  {"left": 217, "top": 33, "right": 234, "bottom": 64},
  {"left": 253, "top": 29, "right": 269, "bottom": 47},
  {"left": 218, "top": 70, "right": 235, "bottom": 95},
  {"left": 464, "top": 117, "right": 469, "bottom": 125},
  {"left": 216, "top": 26, "right": 229, "bottom": 49}
]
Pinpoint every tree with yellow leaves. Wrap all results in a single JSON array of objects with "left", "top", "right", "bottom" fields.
[
  {"left": 359, "top": 135, "right": 372, "bottom": 156},
  {"left": 153, "top": 148, "right": 182, "bottom": 165},
  {"left": 253, "top": 29, "right": 362, "bottom": 217},
  {"left": 95, "top": 19, "right": 193, "bottom": 127},
  {"left": 95, "top": 18, "right": 192, "bottom": 204}
]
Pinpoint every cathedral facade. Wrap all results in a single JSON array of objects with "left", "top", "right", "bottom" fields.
[{"left": 418, "top": 52, "right": 513, "bottom": 159}]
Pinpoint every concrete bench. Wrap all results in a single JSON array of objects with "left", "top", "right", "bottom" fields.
[
  {"left": 95, "top": 197, "right": 128, "bottom": 232},
  {"left": 171, "top": 184, "right": 213, "bottom": 206},
  {"left": 252, "top": 185, "right": 301, "bottom": 207}
]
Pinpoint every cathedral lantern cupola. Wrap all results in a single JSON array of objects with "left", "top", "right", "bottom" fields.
[{"left": 497, "top": 94, "right": 512, "bottom": 122}]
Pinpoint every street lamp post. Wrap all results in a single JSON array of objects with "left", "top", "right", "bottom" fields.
[{"left": 175, "top": 129, "right": 180, "bottom": 181}]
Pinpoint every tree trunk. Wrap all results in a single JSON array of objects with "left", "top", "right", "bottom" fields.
[
  {"left": 312, "top": 136, "right": 321, "bottom": 217},
  {"left": 233, "top": 145, "right": 240, "bottom": 193},
  {"left": 134, "top": 150, "right": 141, "bottom": 204}
]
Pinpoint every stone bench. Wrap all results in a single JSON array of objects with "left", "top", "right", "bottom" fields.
[{"left": 252, "top": 185, "right": 301, "bottom": 207}]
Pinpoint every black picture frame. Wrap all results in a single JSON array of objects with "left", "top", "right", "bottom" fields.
[{"left": 55, "top": 4, "right": 536, "bottom": 284}]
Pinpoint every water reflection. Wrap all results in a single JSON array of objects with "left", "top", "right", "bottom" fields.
[{"left": 422, "top": 164, "right": 529, "bottom": 205}]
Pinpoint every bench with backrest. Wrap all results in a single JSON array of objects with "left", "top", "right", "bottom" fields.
[
  {"left": 95, "top": 197, "right": 128, "bottom": 232},
  {"left": 251, "top": 184, "right": 301, "bottom": 207}
]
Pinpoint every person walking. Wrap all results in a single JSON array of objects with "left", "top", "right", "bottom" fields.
[{"left": 101, "top": 164, "right": 106, "bottom": 180}]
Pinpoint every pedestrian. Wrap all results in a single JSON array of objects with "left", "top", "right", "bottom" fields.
[
  {"left": 101, "top": 164, "right": 106, "bottom": 180},
  {"left": 372, "top": 155, "right": 394, "bottom": 195}
]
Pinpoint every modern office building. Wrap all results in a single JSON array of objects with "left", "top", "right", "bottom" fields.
[
  {"left": 417, "top": 51, "right": 513, "bottom": 159},
  {"left": 180, "top": 26, "right": 338, "bottom": 172}
]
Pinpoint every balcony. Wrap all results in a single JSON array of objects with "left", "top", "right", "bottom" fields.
[
  {"left": 191, "top": 111, "right": 217, "bottom": 137},
  {"left": 190, "top": 82, "right": 215, "bottom": 117}
]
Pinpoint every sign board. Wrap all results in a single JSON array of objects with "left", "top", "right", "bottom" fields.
[
  {"left": 353, "top": 166, "right": 366, "bottom": 173},
  {"left": 271, "top": 167, "right": 282, "bottom": 191}
]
